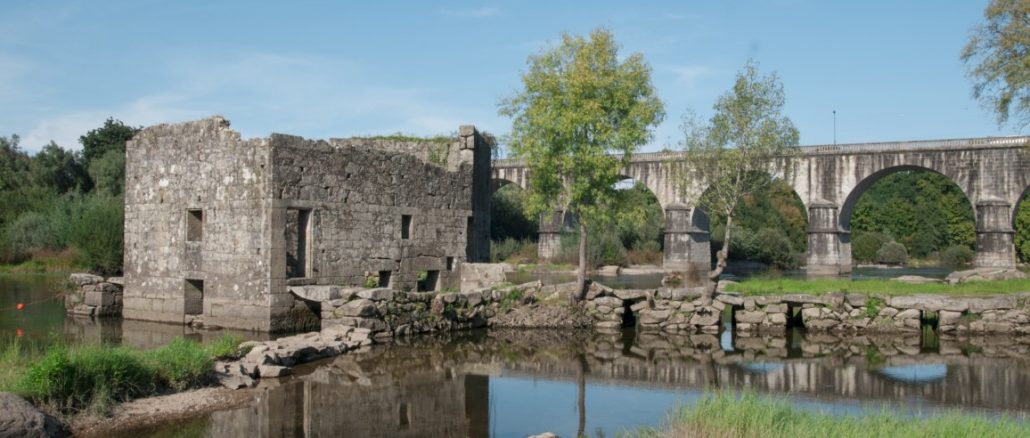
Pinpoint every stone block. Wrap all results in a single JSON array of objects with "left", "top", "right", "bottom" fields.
[{"left": 70, "top": 273, "right": 104, "bottom": 286}]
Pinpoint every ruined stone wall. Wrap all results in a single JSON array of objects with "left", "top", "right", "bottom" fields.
[
  {"left": 122, "top": 116, "right": 491, "bottom": 332},
  {"left": 267, "top": 128, "right": 487, "bottom": 292},
  {"left": 123, "top": 117, "right": 276, "bottom": 331}
]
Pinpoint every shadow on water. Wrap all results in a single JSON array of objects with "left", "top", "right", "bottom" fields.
[{"left": 110, "top": 326, "right": 1030, "bottom": 438}]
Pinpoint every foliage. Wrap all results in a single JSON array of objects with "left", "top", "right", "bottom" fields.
[
  {"left": 30, "top": 142, "right": 90, "bottom": 193},
  {"left": 680, "top": 60, "right": 799, "bottom": 286},
  {"left": 490, "top": 184, "right": 538, "bottom": 242},
  {"left": 67, "top": 194, "right": 124, "bottom": 275},
  {"left": 625, "top": 391, "right": 1030, "bottom": 438},
  {"left": 850, "top": 171, "right": 974, "bottom": 259},
  {"left": 2, "top": 335, "right": 241, "bottom": 416},
  {"left": 876, "top": 241, "right": 908, "bottom": 265},
  {"left": 499, "top": 28, "right": 665, "bottom": 297},
  {"left": 941, "top": 245, "right": 975, "bottom": 267},
  {"left": 851, "top": 232, "right": 892, "bottom": 263},
  {"left": 1016, "top": 195, "right": 1030, "bottom": 262},
  {"left": 725, "top": 277, "right": 1030, "bottom": 296},
  {"left": 962, "top": 0, "right": 1030, "bottom": 128},
  {"left": 79, "top": 118, "right": 139, "bottom": 165},
  {"left": 865, "top": 296, "right": 886, "bottom": 318},
  {"left": 558, "top": 229, "right": 627, "bottom": 267},
  {"left": 88, "top": 149, "right": 126, "bottom": 196}
]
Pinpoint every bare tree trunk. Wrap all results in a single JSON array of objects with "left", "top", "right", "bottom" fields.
[
  {"left": 574, "top": 222, "right": 588, "bottom": 302},
  {"left": 706, "top": 213, "right": 733, "bottom": 303}
]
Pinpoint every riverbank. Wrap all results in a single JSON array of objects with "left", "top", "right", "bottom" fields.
[
  {"left": 628, "top": 392, "right": 1030, "bottom": 438},
  {"left": 0, "top": 251, "right": 86, "bottom": 274},
  {"left": 726, "top": 275, "right": 1030, "bottom": 296}
]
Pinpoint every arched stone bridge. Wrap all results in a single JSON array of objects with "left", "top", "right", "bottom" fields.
[{"left": 491, "top": 136, "right": 1030, "bottom": 278}]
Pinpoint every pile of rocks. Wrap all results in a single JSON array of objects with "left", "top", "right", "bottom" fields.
[
  {"left": 65, "top": 273, "right": 123, "bottom": 317},
  {"left": 0, "top": 392, "right": 68, "bottom": 438},
  {"left": 215, "top": 324, "right": 376, "bottom": 389},
  {"left": 582, "top": 282, "right": 724, "bottom": 334}
]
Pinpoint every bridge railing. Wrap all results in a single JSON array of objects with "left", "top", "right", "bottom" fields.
[{"left": 491, "top": 136, "right": 1030, "bottom": 167}]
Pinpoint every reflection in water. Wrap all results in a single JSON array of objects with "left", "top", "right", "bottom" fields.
[{"left": 116, "top": 328, "right": 1030, "bottom": 438}]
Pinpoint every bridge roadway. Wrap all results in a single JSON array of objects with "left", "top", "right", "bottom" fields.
[{"left": 492, "top": 136, "right": 1030, "bottom": 277}]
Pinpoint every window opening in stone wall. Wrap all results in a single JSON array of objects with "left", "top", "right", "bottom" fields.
[
  {"left": 286, "top": 208, "right": 312, "bottom": 278},
  {"left": 398, "top": 402, "right": 411, "bottom": 429},
  {"left": 446, "top": 257, "right": 455, "bottom": 271},
  {"left": 378, "top": 271, "right": 392, "bottom": 288},
  {"left": 417, "top": 270, "right": 440, "bottom": 292},
  {"left": 184, "top": 279, "right": 204, "bottom": 316},
  {"left": 401, "top": 215, "right": 413, "bottom": 239},
  {"left": 186, "top": 209, "right": 204, "bottom": 242}
]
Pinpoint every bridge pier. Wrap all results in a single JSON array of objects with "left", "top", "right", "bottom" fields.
[
  {"left": 537, "top": 209, "right": 564, "bottom": 262},
  {"left": 975, "top": 200, "right": 1017, "bottom": 268},
  {"left": 663, "top": 204, "right": 711, "bottom": 286},
  {"left": 806, "top": 201, "right": 852, "bottom": 276}
]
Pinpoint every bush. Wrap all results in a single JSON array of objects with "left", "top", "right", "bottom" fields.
[
  {"left": 941, "top": 245, "right": 975, "bottom": 267},
  {"left": 751, "top": 227, "right": 800, "bottom": 270},
  {"left": 68, "top": 194, "right": 123, "bottom": 275},
  {"left": 142, "top": 338, "right": 214, "bottom": 391},
  {"left": 558, "top": 229, "right": 627, "bottom": 267},
  {"left": 876, "top": 241, "right": 908, "bottom": 265},
  {"left": 19, "top": 346, "right": 158, "bottom": 414},
  {"left": 852, "top": 232, "right": 891, "bottom": 263},
  {"left": 3, "top": 212, "right": 59, "bottom": 259}
]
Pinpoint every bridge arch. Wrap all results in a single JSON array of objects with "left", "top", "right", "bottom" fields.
[{"left": 837, "top": 165, "right": 975, "bottom": 233}]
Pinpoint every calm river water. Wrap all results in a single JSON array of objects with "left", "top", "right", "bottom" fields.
[{"left": 7, "top": 269, "right": 1030, "bottom": 438}]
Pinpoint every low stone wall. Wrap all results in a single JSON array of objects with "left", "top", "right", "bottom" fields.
[
  {"left": 65, "top": 273, "right": 123, "bottom": 317},
  {"left": 731, "top": 292, "right": 1030, "bottom": 335}
]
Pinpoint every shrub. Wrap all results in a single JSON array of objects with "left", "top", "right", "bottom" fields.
[
  {"left": 876, "top": 241, "right": 908, "bottom": 265},
  {"left": 142, "top": 338, "right": 213, "bottom": 391},
  {"left": 20, "top": 346, "right": 158, "bottom": 414},
  {"left": 68, "top": 194, "right": 123, "bottom": 275},
  {"left": 852, "top": 232, "right": 892, "bottom": 263},
  {"left": 941, "top": 245, "right": 975, "bottom": 267},
  {"left": 750, "top": 227, "right": 800, "bottom": 270},
  {"left": 491, "top": 238, "right": 532, "bottom": 263}
]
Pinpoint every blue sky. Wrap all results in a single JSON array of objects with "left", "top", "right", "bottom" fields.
[{"left": 0, "top": 0, "right": 1013, "bottom": 153}]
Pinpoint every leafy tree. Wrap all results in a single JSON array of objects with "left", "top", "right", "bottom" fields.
[
  {"left": 0, "top": 135, "right": 30, "bottom": 191},
  {"left": 30, "top": 142, "right": 91, "bottom": 193},
  {"left": 79, "top": 118, "right": 139, "bottom": 164},
  {"left": 680, "top": 61, "right": 799, "bottom": 298},
  {"left": 499, "top": 28, "right": 665, "bottom": 299},
  {"left": 490, "top": 184, "right": 538, "bottom": 241},
  {"left": 877, "top": 241, "right": 909, "bottom": 265},
  {"left": 89, "top": 149, "right": 127, "bottom": 196},
  {"left": 962, "top": 0, "right": 1030, "bottom": 127}
]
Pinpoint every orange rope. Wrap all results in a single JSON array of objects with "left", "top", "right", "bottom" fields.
[{"left": 0, "top": 294, "right": 63, "bottom": 312}]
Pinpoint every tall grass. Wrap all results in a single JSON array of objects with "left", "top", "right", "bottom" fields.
[
  {"left": 625, "top": 391, "right": 1030, "bottom": 438},
  {"left": 0, "top": 334, "right": 243, "bottom": 416},
  {"left": 725, "top": 277, "right": 1030, "bottom": 296}
]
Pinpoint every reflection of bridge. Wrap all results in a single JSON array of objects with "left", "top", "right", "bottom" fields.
[
  {"left": 187, "top": 329, "right": 1030, "bottom": 438},
  {"left": 492, "top": 137, "right": 1030, "bottom": 276}
]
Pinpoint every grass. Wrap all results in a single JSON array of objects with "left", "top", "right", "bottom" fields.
[
  {"left": 0, "top": 334, "right": 244, "bottom": 417},
  {"left": 725, "top": 277, "right": 1030, "bottom": 297},
  {"left": 624, "top": 391, "right": 1030, "bottom": 438}
]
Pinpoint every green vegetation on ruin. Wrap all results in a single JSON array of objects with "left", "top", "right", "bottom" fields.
[
  {"left": 625, "top": 391, "right": 1030, "bottom": 438},
  {"left": 725, "top": 276, "right": 1030, "bottom": 297}
]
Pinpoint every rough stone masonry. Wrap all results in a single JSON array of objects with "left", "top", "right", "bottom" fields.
[{"left": 121, "top": 116, "right": 492, "bottom": 332}]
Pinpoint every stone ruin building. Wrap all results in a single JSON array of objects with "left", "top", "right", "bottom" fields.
[{"left": 122, "top": 116, "right": 491, "bottom": 332}]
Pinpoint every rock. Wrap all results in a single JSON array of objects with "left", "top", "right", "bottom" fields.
[
  {"left": 0, "top": 392, "right": 67, "bottom": 438},
  {"left": 528, "top": 433, "right": 560, "bottom": 438},
  {"left": 845, "top": 293, "right": 867, "bottom": 307},
  {"left": 106, "top": 276, "right": 125, "bottom": 286},
  {"left": 894, "top": 309, "right": 922, "bottom": 320},
  {"left": 735, "top": 310, "right": 766, "bottom": 324},
  {"left": 878, "top": 307, "right": 899, "bottom": 318},
  {"left": 220, "top": 374, "right": 256, "bottom": 389},
  {"left": 946, "top": 268, "right": 1028, "bottom": 284},
  {"left": 939, "top": 310, "right": 962, "bottom": 326},
  {"left": 781, "top": 294, "right": 823, "bottom": 304},
  {"left": 338, "top": 299, "right": 377, "bottom": 317},
  {"left": 257, "top": 364, "right": 292, "bottom": 378},
  {"left": 69, "top": 273, "right": 103, "bottom": 287},
  {"left": 892, "top": 275, "right": 941, "bottom": 284},
  {"left": 596, "top": 265, "right": 621, "bottom": 275},
  {"left": 614, "top": 289, "right": 647, "bottom": 301},
  {"left": 357, "top": 288, "right": 394, "bottom": 301},
  {"left": 889, "top": 295, "right": 967, "bottom": 312},
  {"left": 766, "top": 312, "right": 787, "bottom": 325},
  {"left": 961, "top": 296, "right": 1017, "bottom": 312},
  {"left": 667, "top": 287, "right": 704, "bottom": 301},
  {"left": 594, "top": 321, "right": 621, "bottom": 330},
  {"left": 715, "top": 294, "right": 744, "bottom": 306},
  {"left": 638, "top": 309, "right": 671, "bottom": 325},
  {"left": 689, "top": 307, "right": 720, "bottom": 327}
]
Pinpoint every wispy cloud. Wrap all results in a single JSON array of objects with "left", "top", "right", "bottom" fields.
[
  {"left": 670, "top": 65, "right": 716, "bottom": 88},
  {"left": 438, "top": 6, "right": 500, "bottom": 18},
  {"left": 18, "top": 51, "right": 491, "bottom": 151}
]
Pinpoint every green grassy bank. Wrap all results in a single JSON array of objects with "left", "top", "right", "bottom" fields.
[
  {"left": 626, "top": 392, "right": 1030, "bottom": 438},
  {"left": 0, "top": 335, "right": 243, "bottom": 417},
  {"left": 724, "top": 277, "right": 1030, "bottom": 297}
]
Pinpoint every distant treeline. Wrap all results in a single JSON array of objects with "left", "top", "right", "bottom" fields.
[
  {"left": 491, "top": 169, "right": 1030, "bottom": 268},
  {"left": 0, "top": 118, "right": 137, "bottom": 274}
]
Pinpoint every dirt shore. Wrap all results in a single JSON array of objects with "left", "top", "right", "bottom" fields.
[{"left": 70, "top": 386, "right": 257, "bottom": 437}]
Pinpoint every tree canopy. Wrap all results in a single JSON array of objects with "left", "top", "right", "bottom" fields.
[
  {"left": 962, "top": 0, "right": 1030, "bottom": 127},
  {"left": 499, "top": 28, "right": 665, "bottom": 297},
  {"left": 681, "top": 61, "right": 799, "bottom": 291}
]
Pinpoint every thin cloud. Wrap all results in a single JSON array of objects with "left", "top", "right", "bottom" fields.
[
  {"left": 671, "top": 65, "right": 716, "bottom": 88},
  {"left": 19, "top": 51, "right": 496, "bottom": 151},
  {"left": 438, "top": 6, "right": 500, "bottom": 18}
]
